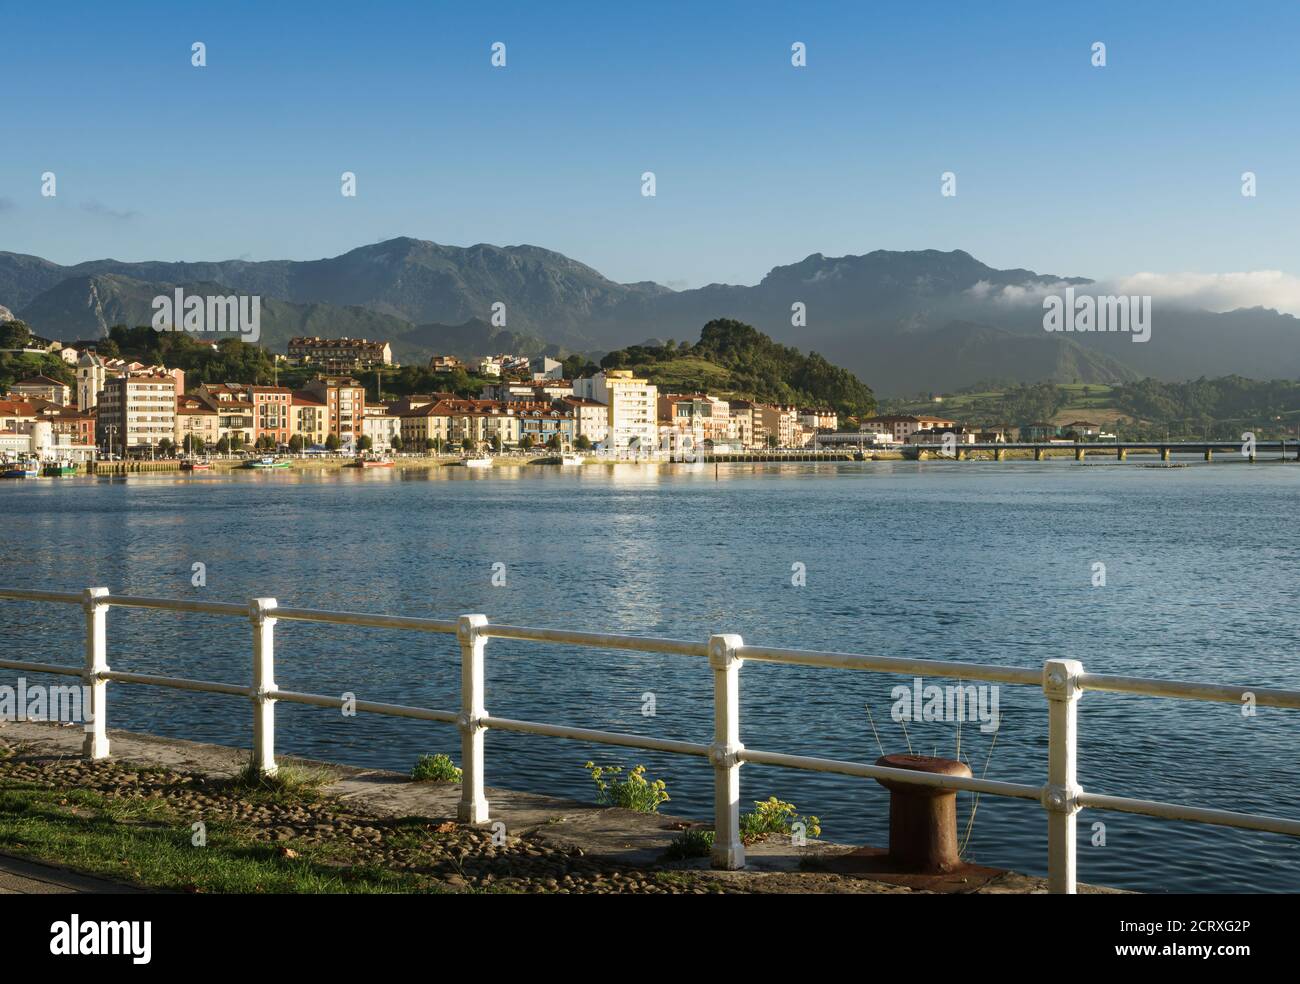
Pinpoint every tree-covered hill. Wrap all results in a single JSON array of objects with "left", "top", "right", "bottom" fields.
[{"left": 599, "top": 318, "right": 876, "bottom": 418}]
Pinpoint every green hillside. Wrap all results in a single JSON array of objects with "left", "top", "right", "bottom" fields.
[{"left": 599, "top": 319, "right": 876, "bottom": 418}]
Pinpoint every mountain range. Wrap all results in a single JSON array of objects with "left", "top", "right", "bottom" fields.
[{"left": 3, "top": 237, "right": 1297, "bottom": 395}]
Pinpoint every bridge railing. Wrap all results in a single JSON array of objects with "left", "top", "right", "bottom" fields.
[{"left": 2, "top": 585, "right": 1299, "bottom": 892}]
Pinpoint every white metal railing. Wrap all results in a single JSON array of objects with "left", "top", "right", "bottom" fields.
[{"left": 2, "top": 586, "right": 1300, "bottom": 892}]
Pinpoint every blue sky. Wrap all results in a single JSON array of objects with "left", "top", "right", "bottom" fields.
[{"left": 3, "top": 0, "right": 1299, "bottom": 292}]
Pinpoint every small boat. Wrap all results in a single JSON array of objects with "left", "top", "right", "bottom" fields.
[
  {"left": 2, "top": 462, "right": 39, "bottom": 478},
  {"left": 461, "top": 456, "right": 493, "bottom": 469},
  {"left": 352, "top": 456, "right": 394, "bottom": 468},
  {"left": 42, "top": 462, "right": 77, "bottom": 476},
  {"left": 560, "top": 453, "right": 584, "bottom": 466},
  {"left": 242, "top": 455, "right": 291, "bottom": 469},
  {"left": 181, "top": 459, "right": 213, "bottom": 471}
]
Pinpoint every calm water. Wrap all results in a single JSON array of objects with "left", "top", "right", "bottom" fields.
[{"left": 2, "top": 460, "right": 1298, "bottom": 893}]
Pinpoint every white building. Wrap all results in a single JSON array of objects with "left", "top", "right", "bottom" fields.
[
  {"left": 571, "top": 370, "right": 658, "bottom": 451},
  {"left": 363, "top": 404, "right": 401, "bottom": 452}
]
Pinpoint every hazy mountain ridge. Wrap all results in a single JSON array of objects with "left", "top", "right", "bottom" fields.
[{"left": 4, "top": 239, "right": 1297, "bottom": 395}]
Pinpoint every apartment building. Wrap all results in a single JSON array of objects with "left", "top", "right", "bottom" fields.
[
  {"left": 363, "top": 403, "right": 401, "bottom": 452},
  {"left": 250, "top": 385, "right": 293, "bottom": 447},
  {"left": 571, "top": 370, "right": 658, "bottom": 451},
  {"left": 174, "top": 395, "right": 220, "bottom": 451},
  {"left": 303, "top": 376, "right": 366, "bottom": 448},
  {"left": 97, "top": 374, "right": 177, "bottom": 453},
  {"left": 480, "top": 380, "right": 575, "bottom": 403},
  {"left": 194, "top": 383, "right": 256, "bottom": 448},
  {"left": 860, "top": 414, "right": 956, "bottom": 443},
  {"left": 799, "top": 407, "right": 838, "bottom": 432},
  {"left": 286, "top": 337, "right": 393, "bottom": 372},
  {"left": 292, "top": 391, "right": 329, "bottom": 447},
  {"left": 515, "top": 405, "right": 576, "bottom": 447},
  {"left": 10, "top": 375, "right": 72, "bottom": 407},
  {"left": 398, "top": 401, "right": 453, "bottom": 448},
  {"left": 556, "top": 396, "right": 608, "bottom": 445},
  {"left": 658, "top": 394, "right": 732, "bottom": 448}
]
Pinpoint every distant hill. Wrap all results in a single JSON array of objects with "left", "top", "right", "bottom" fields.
[
  {"left": 4, "top": 239, "right": 1298, "bottom": 395},
  {"left": 20, "top": 273, "right": 418, "bottom": 353}
]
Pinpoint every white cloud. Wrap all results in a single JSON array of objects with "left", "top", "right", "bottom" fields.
[
  {"left": 1108, "top": 271, "right": 1300, "bottom": 316},
  {"left": 968, "top": 272, "right": 1300, "bottom": 316}
]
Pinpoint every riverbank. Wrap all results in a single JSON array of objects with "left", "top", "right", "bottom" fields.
[{"left": 0, "top": 721, "right": 1116, "bottom": 894}]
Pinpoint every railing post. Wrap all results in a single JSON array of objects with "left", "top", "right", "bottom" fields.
[
  {"left": 708, "top": 632, "right": 745, "bottom": 869},
  {"left": 457, "top": 614, "right": 490, "bottom": 823},
  {"left": 249, "top": 598, "right": 278, "bottom": 776},
  {"left": 81, "top": 587, "right": 111, "bottom": 759},
  {"left": 1043, "top": 658, "right": 1084, "bottom": 894}
]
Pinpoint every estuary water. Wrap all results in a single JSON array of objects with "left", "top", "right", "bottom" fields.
[{"left": 2, "top": 459, "right": 1298, "bottom": 892}]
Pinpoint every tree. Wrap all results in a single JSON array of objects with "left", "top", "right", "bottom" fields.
[
  {"left": 158, "top": 438, "right": 175, "bottom": 457},
  {"left": 490, "top": 434, "right": 502, "bottom": 452},
  {"left": 231, "top": 433, "right": 246, "bottom": 451},
  {"left": 424, "top": 437, "right": 437, "bottom": 452},
  {"left": 357, "top": 435, "right": 373, "bottom": 452},
  {"left": 575, "top": 435, "right": 591, "bottom": 451},
  {"left": 0, "top": 320, "right": 32, "bottom": 349},
  {"left": 216, "top": 435, "right": 231, "bottom": 453},
  {"left": 390, "top": 434, "right": 404, "bottom": 452},
  {"left": 183, "top": 434, "right": 205, "bottom": 455},
  {"left": 766, "top": 434, "right": 779, "bottom": 448},
  {"left": 288, "top": 434, "right": 305, "bottom": 452},
  {"left": 546, "top": 432, "right": 561, "bottom": 450},
  {"left": 325, "top": 433, "right": 341, "bottom": 452},
  {"left": 461, "top": 436, "right": 474, "bottom": 452},
  {"left": 520, "top": 434, "right": 534, "bottom": 451}
]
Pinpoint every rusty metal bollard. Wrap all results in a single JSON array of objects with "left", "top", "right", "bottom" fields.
[{"left": 874, "top": 754, "right": 972, "bottom": 873}]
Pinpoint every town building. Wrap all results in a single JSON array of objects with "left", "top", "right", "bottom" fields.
[
  {"left": 286, "top": 337, "right": 393, "bottom": 372},
  {"left": 174, "top": 395, "right": 220, "bottom": 451},
  {"left": 291, "top": 391, "right": 329, "bottom": 448},
  {"left": 799, "top": 408, "right": 838, "bottom": 432},
  {"left": 480, "top": 380, "right": 575, "bottom": 403},
  {"left": 556, "top": 396, "right": 609, "bottom": 445},
  {"left": 249, "top": 385, "right": 293, "bottom": 447},
  {"left": 530, "top": 356, "right": 563, "bottom": 381},
  {"left": 515, "top": 404, "right": 576, "bottom": 448},
  {"left": 860, "top": 414, "right": 956, "bottom": 443},
  {"left": 571, "top": 370, "right": 658, "bottom": 451},
  {"left": 362, "top": 403, "right": 401, "bottom": 452},
  {"left": 757, "top": 405, "right": 801, "bottom": 448},
  {"left": 659, "top": 394, "right": 732, "bottom": 449},
  {"left": 303, "top": 376, "right": 366, "bottom": 449},
  {"left": 194, "top": 383, "right": 256, "bottom": 448},
  {"left": 9, "top": 374, "right": 72, "bottom": 407},
  {"left": 429, "top": 355, "right": 464, "bottom": 373},
  {"left": 97, "top": 374, "right": 177, "bottom": 454}
]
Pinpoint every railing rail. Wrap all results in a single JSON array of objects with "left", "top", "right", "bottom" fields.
[{"left": 1, "top": 584, "right": 1298, "bottom": 892}]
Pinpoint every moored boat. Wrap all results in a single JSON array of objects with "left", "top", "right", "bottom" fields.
[
  {"left": 242, "top": 455, "right": 291, "bottom": 469},
  {"left": 352, "top": 456, "right": 394, "bottom": 468},
  {"left": 42, "top": 462, "right": 77, "bottom": 476},
  {"left": 461, "top": 456, "right": 493, "bottom": 468},
  {"left": 1, "top": 462, "right": 39, "bottom": 478},
  {"left": 181, "top": 459, "right": 213, "bottom": 471}
]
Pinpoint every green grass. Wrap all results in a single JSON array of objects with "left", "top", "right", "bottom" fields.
[
  {"left": 663, "top": 828, "right": 714, "bottom": 861},
  {"left": 0, "top": 781, "right": 434, "bottom": 893},
  {"left": 228, "top": 760, "right": 335, "bottom": 803}
]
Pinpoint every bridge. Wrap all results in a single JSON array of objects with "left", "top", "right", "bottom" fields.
[{"left": 903, "top": 440, "right": 1298, "bottom": 462}]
